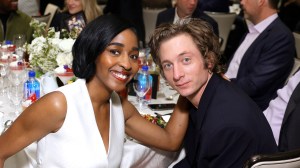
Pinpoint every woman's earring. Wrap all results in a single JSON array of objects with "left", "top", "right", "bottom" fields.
[{"left": 208, "top": 69, "right": 212, "bottom": 74}]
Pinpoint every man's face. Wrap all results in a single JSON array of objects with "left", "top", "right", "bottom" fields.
[
  {"left": 240, "top": 0, "right": 260, "bottom": 24},
  {"left": 0, "top": 0, "right": 18, "bottom": 13},
  {"left": 159, "top": 33, "right": 211, "bottom": 102},
  {"left": 176, "top": 0, "right": 198, "bottom": 18}
]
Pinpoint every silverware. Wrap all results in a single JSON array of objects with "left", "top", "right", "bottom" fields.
[
  {"left": 155, "top": 112, "right": 172, "bottom": 117},
  {"left": 1, "top": 120, "right": 13, "bottom": 135},
  {"left": 165, "top": 92, "right": 179, "bottom": 100}
]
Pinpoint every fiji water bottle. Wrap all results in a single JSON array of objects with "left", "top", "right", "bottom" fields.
[
  {"left": 24, "top": 70, "right": 40, "bottom": 103},
  {"left": 139, "top": 65, "right": 152, "bottom": 104}
]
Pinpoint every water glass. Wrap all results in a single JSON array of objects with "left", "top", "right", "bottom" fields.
[
  {"left": 7, "top": 85, "right": 23, "bottom": 116},
  {"left": 13, "top": 34, "right": 26, "bottom": 59},
  {"left": 133, "top": 72, "right": 151, "bottom": 110},
  {"left": 8, "top": 58, "right": 26, "bottom": 86}
]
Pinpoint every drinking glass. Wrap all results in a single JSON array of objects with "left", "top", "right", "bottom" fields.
[
  {"left": 133, "top": 73, "right": 150, "bottom": 110},
  {"left": 7, "top": 85, "right": 23, "bottom": 116},
  {"left": 8, "top": 58, "right": 26, "bottom": 86},
  {"left": 0, "top": 63, "right": 8, "bottom": 92},
  {"left": 13, "top": 34, "right": 26, "bottom": 58}
]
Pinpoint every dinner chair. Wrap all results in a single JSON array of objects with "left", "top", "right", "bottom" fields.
[
  {"left": 44, "top": 3, "right": 60, "bottom": 29},
  {"left": 204, "top": 11, "right": 237, "bottom": 54},
  {"left": 243, "top": 148, "right": 300, "bottom": 168},
  {"left": 32, "top": 13, "right": 51, "bottom": 25},
  {"left": 143, "top": 8, "right": 166, "bottom": 44},
  {"left": 285, "top": 32, "right": 300, "bottom": 83},
  {"left": 293, "top": 32, "right": 300, "bottom": 59}
]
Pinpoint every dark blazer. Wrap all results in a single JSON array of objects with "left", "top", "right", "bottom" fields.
[
  {"left": 174, "top": 74, "right": 277, "bottom": 168},
  {"left": 228, "top": 17, "right": 295, "bottom": 111},
  {"left": 50, "top": 11, "right": 73, "bottom": 32},
  {"left": 197, "top": 0, "right": 230, "bottom": 13},
  {"left": 278, "top": 81, "right": 300, "bottom": 152},
  {"left": 156, "top": 7, "right": 219, "bottom": 36}
]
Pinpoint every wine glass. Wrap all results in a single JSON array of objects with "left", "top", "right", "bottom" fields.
[
  {"left": 7, "top": 85, "right": 23, "bottom": 116},
  {"left": 13, "top": 34, "right": 26, "bottom": 58},
  {"left": 8, "top": 58, "right": 27, "bottom": 86},
  {"left": 133, "top": 72, "right": 151, "bottom": 110}
]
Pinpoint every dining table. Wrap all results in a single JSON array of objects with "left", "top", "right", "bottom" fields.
[{"left": 1, "top": 81, "right": 185, "bottom": 168}]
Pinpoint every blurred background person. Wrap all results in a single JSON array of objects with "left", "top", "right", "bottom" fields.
[
  {"left": 197, "top": 0, "right": 230, "bottom": 13},
  {"left": 103, "top": 0, "right": 145, "bottom": 47},
  {"left": 50, "top": 0, "right": 103, "bottom": 32},
  {"left": 0, "top": 0, "right": 33, "bottom": 43},
  {"left": 156, "top": 0, "right": 219, "bottom": 36},
  {"left": 224, "top": 0, "right": 295, "bottom": 110},
  {"left": 142, "top": 0, "right": 172, "bottom": 9},
  {"left": 278, "top": 0, "right": 300, "bottom": 32},
  {"left": 18, "top": 0, "right": 40, "bottom": 16},
  {"left": 264, "top": 70, "right": 300, "bottom": 150}
]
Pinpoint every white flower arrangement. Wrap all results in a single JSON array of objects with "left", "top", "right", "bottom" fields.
[{"left": 26, "top": 19, "right": 76, "bottom": 75}]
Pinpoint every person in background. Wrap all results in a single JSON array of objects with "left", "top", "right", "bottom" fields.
[
  {"left": 224, "top": 0, "right": 295, "bottom": 111},
  {"left": 50, "top": 0, "right": 103, "bottom": 32},
  {"left": 278, "top": 0, "right": 300, "bottom": 32},
  {"left": 0, "top": 0, "right": 33, "bottom": 43},
  {"left": 264, "top": 70, "right": 300, "bottom": 151},
  {"left": 103, "top": 0, "right": 146, "bottom": 47},
  {"left": 0, "top": 14, "right": 189, "bottom": 167},
  {"left": 156, "top": 0, "right": 219, "bottom": 36},
  {"left": 149, "top": 18, "right": 277, "bottom": 168},
  {"left": 18, "top": 0, "right": 40, "bottom": 17},
  {"left": 142, "top": 0, "right": 172, "bottom": 9},
  {"left": 197, "top": 0, "right": 230, "bottom": 13}
]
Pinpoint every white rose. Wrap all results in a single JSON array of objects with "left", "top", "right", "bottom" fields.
[{"left": 59, "top": 38, "right": 75, "bottom": 52}]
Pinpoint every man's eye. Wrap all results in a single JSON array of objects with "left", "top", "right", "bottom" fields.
[
  {"left": 163, "top": 63, "right": 172, "bottom": 70},
  {"left": 183, "top": 57, "right": 191, "bottom": 63}
]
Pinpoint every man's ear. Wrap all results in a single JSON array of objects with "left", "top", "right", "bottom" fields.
[{"left": 205, "top": 51, "right": 215, "bottom": 70}]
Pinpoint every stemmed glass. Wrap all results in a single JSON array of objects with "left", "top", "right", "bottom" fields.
[
  {"left": 133, "top": 72, "right": 151, "bottom": 110},
  {"left": 7, "top": 85, "right": 23, "bottom": 117},
  {"left": 8, "top": 58, "right": 27, "bottom": 86},
  {"left": 13, "top": 34, "right": 26, "bottom": 58}
]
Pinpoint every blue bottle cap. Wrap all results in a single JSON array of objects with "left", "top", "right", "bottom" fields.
[
  {"left": 28, "top": 70, "right": 36, "bottom": 77},
  {"left": 141, "top": 65, "right": 148, "bottom": 71},
  {"left": 4, "top": 40, "right": 12, "bottom": 45}
]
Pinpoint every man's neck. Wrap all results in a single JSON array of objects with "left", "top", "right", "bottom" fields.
[{"left": 176, "top": 8, "right": 190, "bottom": 19}]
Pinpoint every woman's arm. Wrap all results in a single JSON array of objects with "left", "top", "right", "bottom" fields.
[
  {"left": 0, "top": 91, "right": 67, "bottom": 167},
  {"left": 123, "top": 95, "right": 189, "bottom": 151}
]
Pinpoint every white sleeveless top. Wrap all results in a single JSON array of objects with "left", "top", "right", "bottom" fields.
[{"left": 35, "top": 79, "right": 125, "bottom": 168}]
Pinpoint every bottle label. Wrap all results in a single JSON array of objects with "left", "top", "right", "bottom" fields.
[
  {"left": 144, "top": 74, "right": 153, "bottom": 101},
  {"left": 24, "top": 81, "right": 40, "bottom": 102}
]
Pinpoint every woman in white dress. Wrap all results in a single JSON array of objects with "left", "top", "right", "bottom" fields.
[{"left": 0, "top": 14, "right": 189, "bottom": 167}]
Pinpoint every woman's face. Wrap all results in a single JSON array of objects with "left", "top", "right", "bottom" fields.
[
  {"left": 94, "top": 29, "right": 140, "bottom": 92},
  {"left": 66, "top": 0, "right": 83, "bottom": 14}
]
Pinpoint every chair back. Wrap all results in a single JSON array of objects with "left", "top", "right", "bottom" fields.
[
  {"left": 44, "top": 3, "right": 59, "bottom": 29},
  {"left": 143, "top": 8, "right": 166, "bottom": 44},
  {"left": 293, "top": 32, "right": 300, "bottom": 59},
  {"left": 32, "top": 13, "right": 51, "bottom": 25},
  {"left": 204, "top": 12, "right": 236, "bottom": 54},
  {"left": 244, "top": 148, "right": 300, "bottom": 168},
  {"left": 285, "top": 32, "right": 300, "bottom": 83}
]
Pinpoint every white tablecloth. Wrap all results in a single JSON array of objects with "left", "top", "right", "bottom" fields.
[{"left": 2, "top": 90, "right": 183, "bottom": 168}]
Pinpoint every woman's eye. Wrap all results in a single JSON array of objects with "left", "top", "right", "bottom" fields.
[
  {"left": 130, "top": 54, "right": 138, "bottom": 60},
  {"left": 110, "top": 49, "right": 120, "bottom": 55}
]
